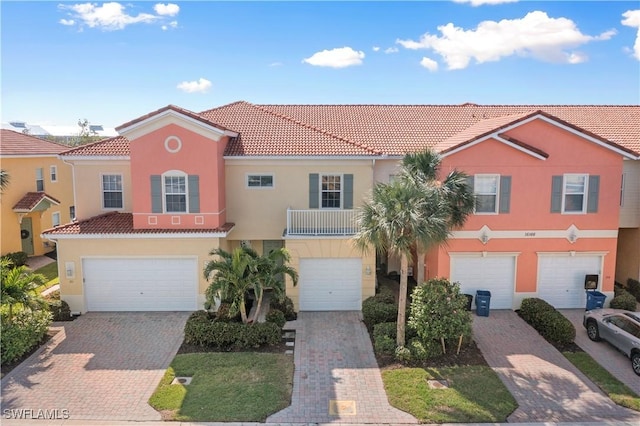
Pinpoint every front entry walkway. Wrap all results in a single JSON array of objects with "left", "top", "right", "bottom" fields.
[
  {"left": 473, "top": 310, "right": 640, "bottom": 423},
  {"left": 267, "top": 311, "right": 417, "bottom": 424}
]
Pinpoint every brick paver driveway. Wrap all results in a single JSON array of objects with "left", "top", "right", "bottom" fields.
[
  {"left": 1, "top": 312, "right": 189, "bottom": 421},
  {"left": 473, "top": 310, "right": 640, "bottom": 423},
  {"left": 267, "top": 311, "right": 417, "bottom": 424}
]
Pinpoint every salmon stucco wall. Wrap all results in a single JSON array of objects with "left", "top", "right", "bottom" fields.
[
  {"left": 129, "top": 123, "right": 228, "bottom": 229},
  {"left": 284, "top": 238, "right": 375, "bottom": 311}
]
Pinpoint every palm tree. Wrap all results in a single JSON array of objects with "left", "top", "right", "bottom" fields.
[
  {"left": 250, "top": 247, "right": 298, "bottom": 323},
  {"left": 0, "top": 169, "right": 9, "bottom": 193},
  {"left": 204, "top": 247, "right": 257, "bottom": 323},
  {"left": 355, "top": 149, "right": 474, "bottom": 347},
  {"left": 1, "top": 259, "right": 47, "bottom": 323}
]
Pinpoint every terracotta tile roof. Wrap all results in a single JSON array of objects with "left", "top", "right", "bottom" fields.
[
  {"left": 200, "top": 101, "right": 381, "bottom": 156},
  {"left": 60, "top": 135, "right": 130, "bottom": 157},
  {"left": 12, "top": 192, "right": 60, "bottom": 211},
  {"left": 260, "top": 104, "right": 640, "bottom": 155},
  {"left": 0, "top": 129, "right": 69, "bottom": 155},
  {"left": 115, "top": 104, "right": 234, "bottom": 134},
  {"left": 42, "top": 212, "right": 235, "bottom": 236}
]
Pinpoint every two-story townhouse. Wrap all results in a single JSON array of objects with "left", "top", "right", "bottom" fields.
[
  {"left": 0, "top": 129, "right": 74, "bottom": 257},
  {"left": 42, "top": 103, "right": 640, "bottom": 314}
]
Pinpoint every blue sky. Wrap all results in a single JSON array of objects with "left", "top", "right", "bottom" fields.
[{"left": 1, "top": 1, "right": 639, "bottom": 128}]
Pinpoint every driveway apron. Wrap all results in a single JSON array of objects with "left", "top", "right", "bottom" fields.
[
  {"left": 267, "top": 311, "right": 417, "bottom": 424},
  {"left": 473, "top": 310, "right": 640, "bottom": 423},
  {"left": 1, "top": 312, "right": 189, "bottom": 421},
  {"left": 561, "top": 308, "right": 640, "bottom": 396}
]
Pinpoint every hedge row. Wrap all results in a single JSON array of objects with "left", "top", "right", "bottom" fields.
[
  {"left": 184, "top": 310, "right": 281, "bottom": 349},
  {"left": 1, "top": 309, "right": 52, "bottom": 364},
  {"left": 518, "top": 298, "right": 575, "bottom": 345},
  {"left": 362, "top": 289, "right": 398, "bottom": 330},
  {"left": 610, "top": 288, "right": 638, "bottom": 311}
]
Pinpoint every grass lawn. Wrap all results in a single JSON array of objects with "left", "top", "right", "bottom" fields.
[
  {"left": 382, "top": 366, "right": 517, "bottom": 423},
  {"left": 564, "top": 352, "right": 640, "bottom": 411},
  {"left": 33, "top": 262, "right": 59, "bottom": 294},
  {"left": 149, "top": 352, "right": 293, "bottom": 421}
]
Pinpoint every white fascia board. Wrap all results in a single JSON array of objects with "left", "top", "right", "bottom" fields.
[
  {"left": 224, "top": 155, "right": 379, "bottom": 161},
  {"left": 43, "top": 231, "right": 232, "bottom": 240},
  {"left": 493, "top": 135, "right": 547, "bottom": 160},
  {"left": 60, "top": 156, "right": 130, "bottom": 161},
  {"left": 0, "top": 154, "right": 62, "bottom": 159},
  {"left": 118, "top": 109, "right": 237, "bottom": 140}
]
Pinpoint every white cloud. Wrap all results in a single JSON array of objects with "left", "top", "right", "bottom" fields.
[
  {"left": 420, "top": 57, "right": 439, "bottom": 71},
  {"left": 154, "top": 3, "right": 179, "bottom": 17},
  {"left": 176, "top": 78, "right": 212, "bottom": 94},
  {"left": 453, "top": 0, "right": 518, "bottom": 6},
  {"left": 269, "top": 62, "right": 283, "bottom": 67},
  {"left": 303, "top": 47, "right": 365, "bottom": 68},
  {"left": 372, "top": 46, "right": 380, "bottom": 52},
  {"left": 397, "top": 11, "right": 616, "bottom": 69},
  {"left": 384, "top": 47, "right": 399, "bottom": 54},
  {"left": 621, "top": 9, "right": 640, "bottom": 60},
  {"left": 58, "top": 2, "right": 180, "bottom": 31}
]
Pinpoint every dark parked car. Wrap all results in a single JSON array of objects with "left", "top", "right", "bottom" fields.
[{"left": 583, "top": 309, "right": 640, "bottom": 376}]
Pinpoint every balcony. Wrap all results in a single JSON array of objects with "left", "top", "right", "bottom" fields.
[{"left": 286, "top": 208, "right": 359, "bottom": 236}]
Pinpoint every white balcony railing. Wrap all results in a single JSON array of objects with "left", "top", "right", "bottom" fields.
[{"left": 286, "top": 208, "right": 359, "bottom": 236}]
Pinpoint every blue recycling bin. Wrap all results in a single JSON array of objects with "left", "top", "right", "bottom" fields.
[
  {"left": 475, "top": 290, "right": 491, "bottom": 317},
  {"left": 586, "top": 291, "right": 606, "bottom": 311}
]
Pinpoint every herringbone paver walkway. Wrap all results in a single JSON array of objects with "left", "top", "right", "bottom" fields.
[
  {"left": 473, "top": 310, "right": 640, "bottom": 423},
  {"left": 1, "top": 312, "right": 189, "bottom": 421},
  {"left": 267, "top": 311, "right": 417, "bottom": 424}
]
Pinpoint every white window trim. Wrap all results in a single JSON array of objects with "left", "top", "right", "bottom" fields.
[
  {"left": 562, "top": 173, "right": 588, "bottom": 215},
  {"left": 100, "top": 173, "right": 124, "bottom": 211},
  {"left": 474, "top": 174, "right": 500, "bottom": 215},
  {"left": 320, "top": 173, "right": 343, "bottom": 210},
  {"left": 162, "top": 170, "right": 189, "bottom": 214},
  {"left": 246, "top": 173, "right": 274, "bottom": 189},
  {"left": 620, "top": 173, "right": 625, "bottom": 207},
  {"left": 52, "top": 211, "right": 61, "bottom": 227},
  {"left": 50, "top": 165, "right": 58, "bottom": 182}
]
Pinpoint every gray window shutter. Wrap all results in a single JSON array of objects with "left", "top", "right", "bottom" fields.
[
  {"left": 343, "top": 174, "right": 354, "bottom": 209},
  {"left": 587, "top": 175, "right": 599, "bottom": 213},
  {"left": 499, "top": 176, "right": 511, "bottom": 213},
  {"left": 309, "top": 173, "right": 319, "bottom": 209},
  {"left": 551, "top": 175, "right": 563, "bottom": 213},
  {"left": 188, "top": 175, "right": 200, "bottom": 213},
  {"left": 465, "top": 176, "right": 474, "bottom": 192},
  {"left": 151, "top": 175, "right": 162, "bottom": 213}
]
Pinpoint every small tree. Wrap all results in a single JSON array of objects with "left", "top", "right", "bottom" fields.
[
  {"left": 0, "top": 259, "right": 48, "bottom": 323},
  {"left": 408, "top": 278, "right": 472, "bottom": 354},
  {"left": 250, "top": 247, "right": 298, "bottom": 323}
]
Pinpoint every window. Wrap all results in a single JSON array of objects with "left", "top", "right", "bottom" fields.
[
  {"left": 36, "top": 168, "right": 44, "bottom": 192},
  {"left": 69, "top": 206, "right": 76, "bottom": 221},
  {"left": 474, "top": 175, "right": 499, "bottom": 214},
  {"left": 247, "top": 174, "right": 274, "bottom": 188},
  {"left": 563, "top": 174, "right": 587, "bottom": 213},
  {"left": 164, "top": 175, "right": 187, "bottom": 212},
  {"left": 102, "top": 174, "right": 123, "bottom": 209},
  {"left": 50, "top": 165, "right": 57, "bottom": 182},
  {"left": 52, "top": 212, "right": 60, "bottom": 227},
  {"left": 321, "top": 175, "right": 341, "bottom": 208}
]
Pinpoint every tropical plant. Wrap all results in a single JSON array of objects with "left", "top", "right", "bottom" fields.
[
  {"left": 354, "top": 149, "right": 474, "bottom": 347},
  {"left": 0, "top": 169, "right": 9, "bottom": 192},
  {"left": 250, "top": 247, "right": 298, "bottom": 323},
  {"left": 0, "top": 258, "right": 48, "bottom": 323}
]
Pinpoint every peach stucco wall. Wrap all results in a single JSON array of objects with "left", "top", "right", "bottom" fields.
[{"left": 129, "top": 123, "right": 228, "bottom": 229}]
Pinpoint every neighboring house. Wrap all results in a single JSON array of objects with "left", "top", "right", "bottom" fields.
[
  {"left": 42, "top": 103, "right": 640, "bottom": 314},
  {"left": 1, "top": 121, "right": 117, "bottom": 140},
  {"left": 0, "top": 129, "right": 74, "bottom": 257}
]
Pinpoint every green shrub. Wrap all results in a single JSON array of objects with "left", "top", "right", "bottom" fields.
[
  {"left": 394, "top": 345, "right": 412, "bottom": 361},
  {"left": 362, "top": 296, "right": 397, "bottom": 330},
  {"left": 1, "top": 251, "right": 28, "bottom": 267},
  {"left": 270, "top": 296, "right": 297, "bottom": 320},
  {"left": 215, "top": 302, "right": 233, "bottom": 321},
  {"left": 45, "top": 297, "right": 72, "bottom": 322},
  {"left": 609, "top": 290, "right": 638, "bottom": 311},
  {"left": 375, "top": 286, "right": 396, "bottom": 304},
  {"left": 266, "top": 309, "right": 286, "bottom": 328},
  {"left": 373, "top": 321, "right": 397, "bottom": 341},
  {"left": 518, "top": 298, "right": 575, "bottom": 345},
  {"left": 374, "top": 334, "right": 396, "bottom": 355},
  {"left": 1, "top": 309, "right": 52, "bottom": 364},
  {"left": 627, "top": 278, "right": 640, "bottom": 303},
  {"left": 183, "top": 310, "right": 281, "bottom": 349},
  {"left": 408, "top": 338, "right": 442, "bottom": 361}
]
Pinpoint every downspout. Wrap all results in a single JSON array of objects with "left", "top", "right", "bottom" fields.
[{"left": 62, "top": 157, "right": 78, "bottom": 221}]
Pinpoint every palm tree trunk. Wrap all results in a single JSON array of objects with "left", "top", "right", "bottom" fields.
[
  {"left": 396, "top": 253, "right": 408, "bottom": 347},
  {"left": 251, "top": 290, "right": 264, "bottom": 323},
  {"left": 240, "top": 299, "right": 248, "bottom": 323}
]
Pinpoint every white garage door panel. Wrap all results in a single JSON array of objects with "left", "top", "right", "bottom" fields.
[
  {"left": 450, "top": 256, "right": 515, "bottom": 309},
  {"left": 538, "top": 256, "right": 601, "bottom": 309},
  {"left": 84, "top": 258, "right": 198, "bottom": 311},
  {"left": 299, "top": 258, "right": 362, "bottom": 311}
]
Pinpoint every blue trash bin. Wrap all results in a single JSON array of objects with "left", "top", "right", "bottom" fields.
[
  {"left": 475, "top": 290, "right": 491, "bottom": 317},
  {"left": 586, "top": 291, "right": 606, "bottom": 311}
]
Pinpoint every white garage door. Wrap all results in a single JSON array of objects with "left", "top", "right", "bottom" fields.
[
  {"left": 83, "top": 258, "right": 198, "bottom": 311},
  {"left": 299, "top": 258, "right": 362, "bottom": 311},
  {"left": 450, "top": 255, "right": 516, "bottom": 309},
  {"left": 538, "top": 255, "right": 602, "bottom": 309}
]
